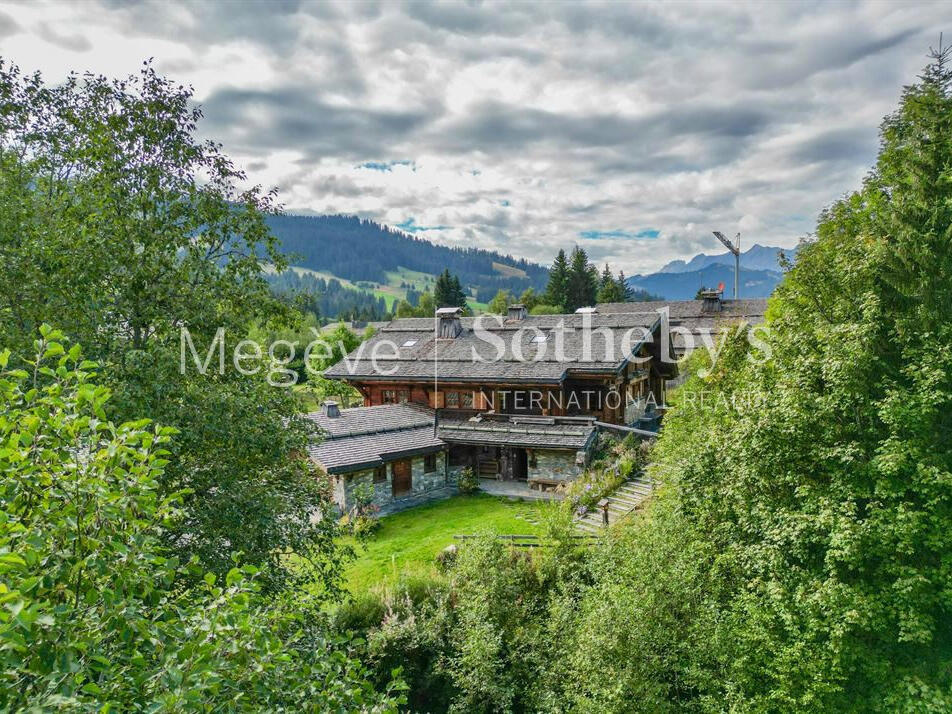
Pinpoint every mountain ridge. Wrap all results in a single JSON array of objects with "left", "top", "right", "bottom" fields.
[{"left": 659, "top": 243, "right": 797, "bottom": 274}]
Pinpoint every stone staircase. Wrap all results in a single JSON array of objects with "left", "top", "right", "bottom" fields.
[{"left": 575, "top": 476, "right": 654, "bottom": 533}]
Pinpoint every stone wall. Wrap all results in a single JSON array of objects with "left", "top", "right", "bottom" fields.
[
  {"left": 527, "top": 448, "right": 584, "bottom": 483},
  {"left": 335, "top": 450, "right": 449, "bottom": 512}
]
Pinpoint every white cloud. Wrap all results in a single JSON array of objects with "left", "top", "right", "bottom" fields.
[{"left": 2, "top": 0, "right": 951, "bottom": 273}]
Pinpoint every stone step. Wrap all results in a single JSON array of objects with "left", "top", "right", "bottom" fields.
[
  {"left": 615, "top": 491, "right": 649, "bottom": 504},
  {"left": 609, "top": 493, "right": 645, "bottom": 508},
  {"left": 618, "top": 483, "right": 652, "bottom": 497}
]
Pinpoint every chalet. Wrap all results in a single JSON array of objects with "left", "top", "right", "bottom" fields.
[
  {"left": 306, "top": 401, "right": 448, "bottom": 513},
  {"left": 319, "top": 304, "right": 677, "bottom": 504}
]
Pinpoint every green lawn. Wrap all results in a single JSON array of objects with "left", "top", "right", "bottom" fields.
[{"left": 343, "top": 493, "right": 550, "bottom": 592}]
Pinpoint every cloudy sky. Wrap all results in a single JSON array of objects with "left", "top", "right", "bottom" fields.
[{"left": 2, "top": 1, "right": 951, "bottom": 273}]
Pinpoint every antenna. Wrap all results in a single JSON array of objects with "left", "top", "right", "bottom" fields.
[{"left": 712, "top": 231, "right": 741, "bottom": 299}]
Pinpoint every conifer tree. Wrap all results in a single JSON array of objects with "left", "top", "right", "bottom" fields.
[
  {"left": 616, "top": 270, "right": 633, "bottom": 301},
  {"left": 544, "top": 249, "right": 569, "bottom": 310},
  {"left": 565, "top": 246, "right": 598, "bottom": 312},
  {"left": 596, "top": 263, "right": 623, "bottom": 303}
]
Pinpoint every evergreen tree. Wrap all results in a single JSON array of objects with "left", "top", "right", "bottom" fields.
[
  {"left": 450, "top": 274, "right": 468, "bottom": 308},
  {"left": 616, "top": 270, "right": 633, "bottom": 301},
  {"left": 544, "top": 249, "right": 569, "bottom": 310},
  {"left": 434, "top": 269, "right": 453, "bottom": 306},
  {"left": 565, "top": 246, "right": 598, "bottom": 312},
  {"left": 434, "top": 269, "right": 468, "bottom": 309},
  {"left": 596, "top": 263, "right": 624, "bottom": 303}
]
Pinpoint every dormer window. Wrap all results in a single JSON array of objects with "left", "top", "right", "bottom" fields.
[{"left": 402, "top": 339, "right": 417, "bottom": 347}]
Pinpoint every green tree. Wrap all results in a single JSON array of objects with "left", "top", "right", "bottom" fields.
[
  {"left": 0, "top": 328, "right": 401, "bottom": 711},
  {"left": 557, "top": 45, "right": 952, "bottom": 710},
  {"left": 487, "top": 289, "right": 514, "bottom": 315},
  {"left": 544, "top": 249, "right": 569, "bottom": 310},
  {"left": 564, "top": 246, "right": 598, "bottom": 312},
  {"left": 616, "top": 270, "right": 633, "bottom": 301},
  {"left": 0, "top": 60, "right": 338, "bottom": 590},
  {"left": 596, "top": 263, "right": 624, "bottom": 303},
  {"left": 517, "top": 287, "right": 540, "bottom": 311},
  {"left": 434, "top": 269, "right": 468, "bottom": 310}
]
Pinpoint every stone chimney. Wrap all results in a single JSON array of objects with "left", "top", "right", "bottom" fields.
[
  {"left": 699, "top": 289, "right": 722, "bottom": 313},
  {"left": 436, "top": 306, "right": 463, "bottom": 339},
  {"left": 507, "top": 304, "right": 527, "bottom": 321},
  {"left": 321, "top": 401, "right": 341, "bottom": 418}
]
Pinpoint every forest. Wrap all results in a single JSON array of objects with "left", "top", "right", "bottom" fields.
[
  {"left": 265, "top": 213, "right": 549, "bottom": 299},
  {"left": 264, "top": 269, "right": 390, "bottom": 321},
  {"left": 1, "top": 41, "right": 951, "bottom": 712}
]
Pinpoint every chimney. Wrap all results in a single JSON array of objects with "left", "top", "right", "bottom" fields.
[
  {"left": 321, "top": 401, "right": 341, "bottom": 418},
  {"left": 507, "top": 304, "right": 527, "bottom": 321},
  {"left": 699, "top": 288, "right": 722, "bottom": 313},
  {"left": 436, "top": 306, "right": 463, "bottom": 339}
]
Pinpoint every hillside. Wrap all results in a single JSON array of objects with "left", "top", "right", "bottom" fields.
[
  {"left": 627, "top": 264, "right": 784, "bottom": 299},
  {"left": 265, "top": 214, "right": 548, "bottom": 303}
]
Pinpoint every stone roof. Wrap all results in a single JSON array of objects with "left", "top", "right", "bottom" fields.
[
  {"left": 305, "top": 403, "right": 443, "bottom": 474},
  {"left": 437, "top": 413, "right": 596, "bottom": 450},
  {"left": 324, "top": 312, "right": 669, "bottom": 383},
  {"left": 597, "top": 298, "right": 768, "bottom": 352},
  {"left": 598, "top": 298, "right": 767, "bottom": 321}
]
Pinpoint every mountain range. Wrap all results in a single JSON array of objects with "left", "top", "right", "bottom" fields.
[
  {"left": 626, "top": 242, "right": 799, "bottom": 300},
  {"left": 658, "top": 243, "right": 798, "bottom": 274}
]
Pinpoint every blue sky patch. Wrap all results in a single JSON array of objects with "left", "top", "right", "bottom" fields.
[
  {"left": 579, "top": 228, "right": 660, "bottom": 240},
  {"left": 396, "top": 218, "right": 451, "bottom": 233},
  {"left": 357, "top": 159, "right": 416, "bottom": 172}
]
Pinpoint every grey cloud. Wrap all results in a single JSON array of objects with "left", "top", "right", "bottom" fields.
[
  {"left": 789, "top": 127, "right": 878, "bottom": 165},
  {"left": 199, "top": 86, "right": 440, "bottom": 159},
  {"left": 435, "top": 101, "right": 775, "bottom": 151},
  {"left": 0, "top": 10, "right": 19, "bottom": 39},
  {"left": 36, "top": 22, "right": 92, "bottom": 52},
  {"left": 309, "top": 174, "right": 384, "bottom": 198}
]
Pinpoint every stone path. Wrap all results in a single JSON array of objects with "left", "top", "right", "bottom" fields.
[{"left": 575, "top": 476, "right": 654, "bottom": 533}]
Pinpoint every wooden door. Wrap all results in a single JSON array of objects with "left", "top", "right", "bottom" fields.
[{"left": 392, "top": 459, "right": 412, "bottom": 497}]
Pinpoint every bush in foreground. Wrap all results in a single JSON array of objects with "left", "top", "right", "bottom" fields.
[{"left": 0, "top": 328, "right": 402, "bottom": 711}]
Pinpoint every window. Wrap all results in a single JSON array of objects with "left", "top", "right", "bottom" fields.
[
  {"left": 424, "top": 454, "right": 437, "bottom": 473},
  {"left": 382, "top": 389, "right": 397, "bottom": 404},
  {"left": 398, "top": 390, "right": 410, "bottom": 403},
  {"left": 445, "top": 391, "right": 460, "bottom": 408},
  {"left": 374, "top": 465, "right": 387, "bottom": 483},
  {"left": 461, "top": 391, "right": 474, "bottom": 408},
  {"left": 402, "top": 339, "right": 417, "bottom": 347}
]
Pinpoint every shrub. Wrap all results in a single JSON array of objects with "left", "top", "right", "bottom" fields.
[
  {"left": 350, "top": 481, "right": 381, "bottom": 537},
  {"left": 0, "top": 329, "right": 401, "bottom": 711},
  {"left": 457, "top": 466, "right": 479, "bottom": 494},
  {"left": 565, "top": 467, "right": 625, "bottom": 511}
]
